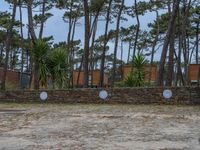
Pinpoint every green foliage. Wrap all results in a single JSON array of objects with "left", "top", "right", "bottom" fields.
[
  {"left": 132, "top": 70, "right": 145, "bottom": 87},
  {"left": 124, "top": 71, "right": 145, "bottom": 87},
  {"left": 124, "top": 72, "right": 135, "bottom": 87},
  {"left": 34, "top": 13, "right": 53, "bottom": 25},
  {"left": 132, "top": 54, "right": 146, "bottom": 71},
  {"left": 124, "top": 54, "right": 146, "bottom": 87},
  {"left": 32, "top": 40, "right": 68, "bottom": 89},
  {"left": 33, "top": 39, "right": 49, "bottom": 87},
  {"left": 33, "top": 39, "right": 49, "bottom": 61},
  {"left": 114, "top": 80, "right": 124, "bottom": 87},
  {"left": 90, "top": 0, "right": 105, "bottom": 13},
  {"left": 57, "top": 0, "right": 83, "bottom": 21},
  {"left": 0, "top": 11, "right": 20, "bottom": 30},
  {"left": 47, "top": 48, "right": 68, "bottom": 88}
]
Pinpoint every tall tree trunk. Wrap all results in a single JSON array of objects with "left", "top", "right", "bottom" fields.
[
  {"left": 28, "top": 44, "right": 34, "bottom": 89},
  {"left": 120, "top": 38, "right": 124, "bottom": 78},
  {"left": 89, "top": 0, "right": 104, "bottom": 38},
  {"left": 89, "top": 1, "right": 105, "bottom": 87},
  {"left": 26, "top": 30, "right": 30, "bottom": 72},
  {"left": 131, "top": 0, "right": 140, "bottom": 71},
  {"left": 27, "top": 0, "right": 37, "bottom": 42},
  {"left": 111, "top": 0, "right": 124, "bottom": 87},
  {"left": 67, "top": 0, "right": 74, "bottom": 87},
  {"left": 0, "top": 44, "right": 4, "bottom": 66},
  {"left": 1, "top": 0, "right": 17, "bottom": 90},
  {"left": 166, "top": 23, "right": 176, "bottom": 86},
  {"left": 39, "top": 0, "right": 46, "bottom": 39},
  {"left": 174, "top": 50, "right": 185, "bottom": 86},
  {"left": 127, "top": 41, "right": 131, "bottom": 63},
  {"left": 27, "top": 30, "right": 33, "bottom": 89},
  {"left": 196, "top": 21, "right": 199, "bottom": 64},
  {"left": 26, "top": 50, "right": 30, "bottom": 71},
  {"left": 77, "top": 56, "right": 83, "bottom": 86},
  {"left": 176, "top": 10, "right": 185, "bottom": 86},
  {"left": 182, "top": 0, "right": 191, "bottom": 85},
  {"left": 167, "top": 0, "right": 171, "bottom": 13},
  {"left": 156, "top": 0, "right": 180, "bottom": 86},
  {"left": 90, "top": 17, "right": 98, "bottom": 87},
  {"left": 19, "top": 0, "right": 25, "bottom": 88},
  {"left": 27, "top": 0, "right": 38, "bottom": 89},
  {"left": 148, "top": 10, "right": 159, "bottom": 84},
  {"left": 10, "top": 49, "right": 18, "bottom": 70},
  {"left": 9, "top": 50, "right": 13, "bottom": 69},
  {"left": 83, "top": 0, "right": 90, "bottom": 87},
  {"left": 198, "top": 66, "right": 200, "bottom": 86},
  {"left": 189, "top": 43, "right": 196, "bottom": 64},
  {"left": 67, "top": 0, "right": 73, "bottom": 56},
  {"left": 100, "top": 0, "right": 113, "bottom": 87},
  {"left": 176, "top": 8, "right": 181, "bottom": 86},
  {"left": 70, "top": 19, "right": 77, "bottom": 87}
]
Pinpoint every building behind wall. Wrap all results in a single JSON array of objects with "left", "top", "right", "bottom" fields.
[
  {"left": 0, "top": 67, "right": 30, "bottom": 89},
  {"left": 188, "top": 64, "right": 200, "bottom": 85},
  {"left": 1, "top": 64, "right": 198, "bottom": 88},
  {"left": 122, "top": 64, "right": 157, "bottom": 82},
  {"left": 122, "top": 64, "right": 200, "bottom": 86},
  {"left": 73, "top": 70, "right": 109, "bottom": 87}
]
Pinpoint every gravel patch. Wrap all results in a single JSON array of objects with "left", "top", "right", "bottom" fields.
[{"left": 0, "top": 104, "right": 200, "bottom": 150}]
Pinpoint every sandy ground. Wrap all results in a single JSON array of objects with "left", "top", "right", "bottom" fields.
[{"left": 0, "top": 104, "right": 200, "bottom": 150}]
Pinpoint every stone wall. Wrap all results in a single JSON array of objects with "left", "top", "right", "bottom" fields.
[{"left": 0, "top": 87, "right": 199, "bottom": 104}]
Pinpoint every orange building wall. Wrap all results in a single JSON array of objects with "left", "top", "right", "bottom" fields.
[
  {"left": 92, "top": 70, "right": 100, "bottom": 85},
  {"left": 73, "top": 70, "right": 108, "bottom": 86},
  {"left": 123, "top": 65, "right": 157, "bottom": 81},
  {"left": 73, "top": 71, "right": 84, "bottom": 86},
  {"left": 188, "top": 64, "right": 200, "bottom": 81}
]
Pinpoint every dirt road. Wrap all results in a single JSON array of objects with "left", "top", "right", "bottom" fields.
[{"left": 0, "top": 104, "right": 200, "bottom": 150}]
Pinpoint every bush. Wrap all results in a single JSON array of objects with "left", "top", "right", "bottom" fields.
[
  {"left": 124, "top": 54, "right": 146, "bottom": 87},
  {"left": 114, "top": 81, "right": 125, "bottom": 87},
  {"left": 124, "top": 72, "right": 135, "bottom": 87},
  {"left": 47, "top": 48, "right": 68, "bottom": 89}
]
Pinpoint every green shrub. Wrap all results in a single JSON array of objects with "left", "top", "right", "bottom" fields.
[
  {"left": 124, "top": 54, "right": 146, "bottom": 87},
  {"left": 114, "top": 81, "right": 125, "bottom": 87},
  {"left": 47, "top": 48, "right": 68, "bottom": 89},
  {"left": 124, "top": 72, "right": 135, "bottom": 87}
]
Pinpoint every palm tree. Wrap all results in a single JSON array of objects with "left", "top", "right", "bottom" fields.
[
  {"left": 47, "top": 48, "right": 68, "bottom": 89},
  {"left": 132, "top": 54, "right": 146, "bottom": 86},
  {"left": 124, "top": 54, "right": 146, "bottom": 87},
  {"left": 33, "top": 39, "right": 49, "bottom": 88}
]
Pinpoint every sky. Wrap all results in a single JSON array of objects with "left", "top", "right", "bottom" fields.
[{"left": 0, "top": 0, "right": 160, "bottom": 62}]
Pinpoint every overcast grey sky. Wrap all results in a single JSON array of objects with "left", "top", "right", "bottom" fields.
[{"left": 0, "top": 0, "right": 160, "bottom": 62}]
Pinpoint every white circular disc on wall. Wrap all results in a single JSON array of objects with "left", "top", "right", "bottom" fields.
[
  {"left": 40, "top": 91, "right": 48, "bottom": 101},
  {"left": 99, "top": 90, "right": 108, "bottom": 100},
  {"left": 163, "top": 89, "right": 172, "bottom": 99}
]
